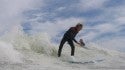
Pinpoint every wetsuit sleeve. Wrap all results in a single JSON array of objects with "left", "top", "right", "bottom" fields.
[
  {"left": 73, "top": 38, "right": 78, "bottom": 43},
  {"left": 64, "top": 27, "right": 74, "bottom": 39},
  {"left": 64, "top": 27, "right": 78, "bottom": 42}
]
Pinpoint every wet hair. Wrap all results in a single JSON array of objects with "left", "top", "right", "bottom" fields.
[{"left": 76, "top": 23, "right": 83, "bottom": 28}]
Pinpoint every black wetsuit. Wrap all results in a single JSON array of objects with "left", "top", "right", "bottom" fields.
[{"left": 58, "top": 27, "right": 79, "bottom": 57}]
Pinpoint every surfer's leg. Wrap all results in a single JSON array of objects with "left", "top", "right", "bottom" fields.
[
  {"left": 58, "top": 38, "right": 66, "bottom": 57},
  {"left": 68, "top": 40, "right": 75, "bottom": 56}
]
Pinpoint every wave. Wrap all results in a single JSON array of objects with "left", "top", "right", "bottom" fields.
[{"left": 0, "top": 32, "right": 125, "bottom": 70}]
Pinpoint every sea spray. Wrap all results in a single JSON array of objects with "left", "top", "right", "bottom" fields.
[{"left": 0, "top": 41, "right": 22, "bottom": 63}]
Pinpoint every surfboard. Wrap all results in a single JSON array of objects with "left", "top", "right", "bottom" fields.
[{"left": 69, "top": 59, "right": 104, "bottom": 64}]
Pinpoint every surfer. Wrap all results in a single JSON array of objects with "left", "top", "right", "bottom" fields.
[{"left": 58, "top": 23, "right": 83, "bottom": 57}]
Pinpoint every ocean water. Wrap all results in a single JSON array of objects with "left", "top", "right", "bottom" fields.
[
  {"left": 0, "top": 32, "right": 125, "bottom": 70},
  {"left": 1, "top": 0, "right": 125, "bottom": 70}
]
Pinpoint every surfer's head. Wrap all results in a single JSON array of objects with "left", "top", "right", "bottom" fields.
[{"left": 76, "top": 23, "right": 83, "bottom": 31}]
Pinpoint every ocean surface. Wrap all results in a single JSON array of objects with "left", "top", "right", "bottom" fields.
[{"left": 0, "top": 33, "right": 125, "bottom": 70}]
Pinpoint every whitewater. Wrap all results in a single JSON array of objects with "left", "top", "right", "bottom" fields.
[
  {"left": 1, "top": 0, "right": 125, "bottom": 70},
  {"left": 0, "top": 30, "right": 125, "bottom": 70}
]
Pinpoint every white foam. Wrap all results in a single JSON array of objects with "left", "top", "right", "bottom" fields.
[
  {"left": 0, "top": 23, "right": 124, "bottom": 70},
  {"left": 0, "top": 41, "right": 22, "bottom": 63},
  {"left": 0, "top": 32, "right": 125, "bottom": 70}
]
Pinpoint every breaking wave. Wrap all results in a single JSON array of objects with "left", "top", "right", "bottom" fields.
[{"left": 0, "top": 28, "right": 125, "bottom": 70}]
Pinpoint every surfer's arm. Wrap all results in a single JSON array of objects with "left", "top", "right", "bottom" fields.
[
  {"left": 73, "top": 38, "right": 81, "bottom": 46},
  {"left": 73, "top": 38, "right": 78, "bottom": 43}
]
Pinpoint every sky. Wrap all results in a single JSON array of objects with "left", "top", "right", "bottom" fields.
[{"left": 0, "top": 0, "right": 125, "bottom": 52}]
